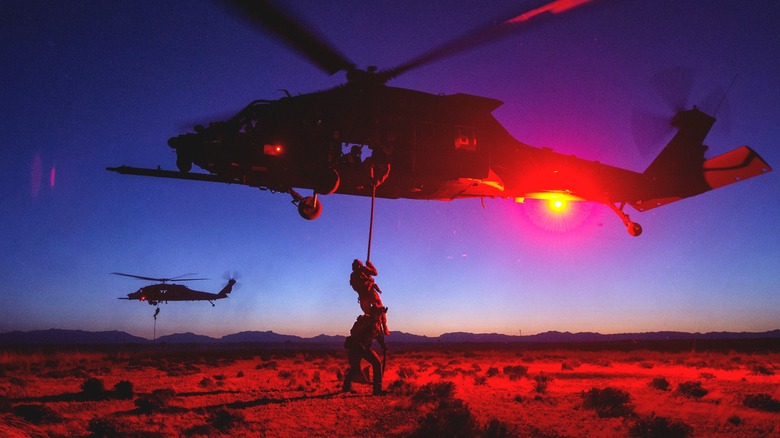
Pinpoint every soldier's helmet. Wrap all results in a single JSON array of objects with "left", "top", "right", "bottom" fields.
[{"left": 352, "top": 259, "right": 363, "bottom": 270}]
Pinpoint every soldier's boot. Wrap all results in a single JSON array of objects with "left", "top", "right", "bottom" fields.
[
  {"left": 342, "top": 369, "right": 354, "bottom": 393},
  {"left": 372, "top": 371, "right": 384, "bottom": 396}
]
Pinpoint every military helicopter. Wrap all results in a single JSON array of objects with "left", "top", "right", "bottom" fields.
[
  {"left": 114, "top": 272, "right": 236, "bottom": 307},
  {"left": 107, "top": 0, "right": 772, "bottom": 236}
]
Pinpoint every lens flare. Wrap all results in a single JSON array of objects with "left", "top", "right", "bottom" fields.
[{"left": 548, "top": 199, "right": 568, "bottom": 213}]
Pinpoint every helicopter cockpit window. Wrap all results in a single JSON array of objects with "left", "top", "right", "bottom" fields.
[
  {"left": 239, "top": 119, "right": 257, "bottom": 133},
  {"left": 341, "top": 143, "right": 372, "bottom": 166}
]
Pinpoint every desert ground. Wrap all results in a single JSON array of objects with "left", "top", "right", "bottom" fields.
[{"left": 1, "top": 340, "right": 778, "bottom": 437}]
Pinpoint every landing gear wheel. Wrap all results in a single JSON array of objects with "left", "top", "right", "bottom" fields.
[
  {"left": 606, "top": 202, "right": 643, "bottom": 237},
  {"left": 298, "top": 196, "right": 322, "bottom": 220},
  {"left": 627, "top": 221, "right": 643, "bottom": 237},
  {"left": 176, "top": 152, "right": 192, "bottom": 173}
]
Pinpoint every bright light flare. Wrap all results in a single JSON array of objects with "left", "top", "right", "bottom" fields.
[
  {"left": 548, "top": 198, "right": 568, "bottom": 213},
  {"left": 514, "top": 192, "right": 592, "bottom": 234}
]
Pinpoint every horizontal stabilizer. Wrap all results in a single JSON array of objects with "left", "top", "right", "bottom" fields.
[
  {"left": 702, "top": 146, "right": 771, "bottom": 189},
  {"left": 632, "top": 146, "right": 771, "bottom": 211}
]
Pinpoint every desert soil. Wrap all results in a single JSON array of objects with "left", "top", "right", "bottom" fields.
[{"left": 1, "top": 341, "right": 779, "bottom": 437}]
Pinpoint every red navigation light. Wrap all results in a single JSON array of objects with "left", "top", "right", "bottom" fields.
[{"left": 264, "top": 144, "right": 284, "bottom": 156}]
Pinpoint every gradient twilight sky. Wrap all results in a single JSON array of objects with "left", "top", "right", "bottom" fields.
[{"left": 1, "top": 0, "right": 778, "bottom": 339}]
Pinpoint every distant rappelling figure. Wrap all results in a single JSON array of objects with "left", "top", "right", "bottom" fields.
[
  {"left": 350, "top": 259, "right": 389, "bottom": 335},
  {"left": 153, "top": 307, "right": 160, "bottom": 320}
]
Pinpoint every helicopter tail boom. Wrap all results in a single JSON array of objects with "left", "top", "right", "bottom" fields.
[{"left": 630, "top": 108, "right": 771, "bottom": 211}]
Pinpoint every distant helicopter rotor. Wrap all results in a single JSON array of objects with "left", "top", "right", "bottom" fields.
[{"left": 111, "top": 272, "right": 208, "bottom": 283}]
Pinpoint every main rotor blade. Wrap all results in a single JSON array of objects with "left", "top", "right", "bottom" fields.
[
  {"left": 170, "top": 273, "right": 209, "bottom": 282},
  {"left": 225, "top": 0, "right": 355, "bottom": 75},
  {"left": 111, "top": 272, "right": 208, "bottom": 282},
  {"left": 112, "top": 272, "right": 162, "bottom": 281},
  {"left": 384, "top": 0, "right": 608, "bottom": 80}
]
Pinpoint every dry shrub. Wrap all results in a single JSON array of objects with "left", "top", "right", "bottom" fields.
[
  {"left": 88, "top": 416, "right": 126, "bottom": 437},
  {"left": 727, "top": 415, "right": 742, "bottom": 426},
  {"left": 81, "top": 377, "right": 107, "bottom": 400},
  {"left": 184, "top": 424, "right": 216, "bottom": 436},
  {"left": 649, "top": 377, "right": 670, "bottom": 391},
  {"left": 629, "top": 414, "right": 693, "bottom": 438},
  {"left": 397, "top": 365, "right": 416, "bottom": 379},
  {"left": 412, "top": 381, "right": 456, "bottom": 405},
  {"left": 748, "top": 363, "right": 775, "bottom": 376},
  {"left": 13, "top": 404, "right": 63, "bottom": 425},
  {"left": 208, "top": 406, "right": 245, "bottom": 433},
  {"left": 743, "top": 393, "right": 780, "bottom": 412},
  {"left": 113, "top": 380, "right": 134, "bottom": 399},
  {"left": 486, "top": 367, "right": 500, "bottom": 377},
  {"left": 387, "top": 378, "right": 418, "bottom": 396},
  {"left": 135, "top": 388, "right": 177, "bottom": 413},
  {"left": 256, "top": 360, "right": 278, "bottom": 370},
  {"left": 676, "top": 381, "right": 707, "bottom": 399},
  {"left": 503, "top": 365, "right": 528, "bottom": 380},
  {"left": 408, "top": 381, "right": 516, "bottom": 437},
  {"left": 434, "top": 366, "right": 461, "bottom": 379},
  {"left": 0, "top": 394, "right": 12, "bottom": 412},
  {"left": 409, "top": 398, "right": 477, "bottom": 438},
  {"left": 561, "top": 360, "right": 580, "bottom": 371},
  {"left": 582, "top": 387, "right": 634, "bottom": 418},
  {"left": 9, "top": 376, "right": 26, "bottom": 387},
  {"left": 533, "top": 373, "right": 552, "bottom": 394}
]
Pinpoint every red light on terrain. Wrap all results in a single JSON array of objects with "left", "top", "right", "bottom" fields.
[{"left": 264, "top": 144, "right": 284, "bottom": 156}]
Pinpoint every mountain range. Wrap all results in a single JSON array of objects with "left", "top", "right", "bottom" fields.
[{"left": 1, "top": 328, "right": 778, "bottom": 345}]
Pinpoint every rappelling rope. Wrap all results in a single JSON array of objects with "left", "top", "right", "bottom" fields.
[{"left": 366, "top": 180, "right": 376, "bottom": 262}]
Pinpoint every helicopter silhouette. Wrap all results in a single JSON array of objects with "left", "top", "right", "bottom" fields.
[
  {"left": 107, "top": 0, "right": 771, "bottom": 236},
  {"left": 114, "top": 273, "right": 236, "bottom": 307}
]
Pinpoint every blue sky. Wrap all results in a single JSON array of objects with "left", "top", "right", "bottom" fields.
[{"left": 1, "top": 0, "right": 778, "bottom": 339}]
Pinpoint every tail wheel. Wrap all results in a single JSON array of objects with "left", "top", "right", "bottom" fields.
[{"left": 298, "top": 196, "right": 322, "bottom": 220}]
